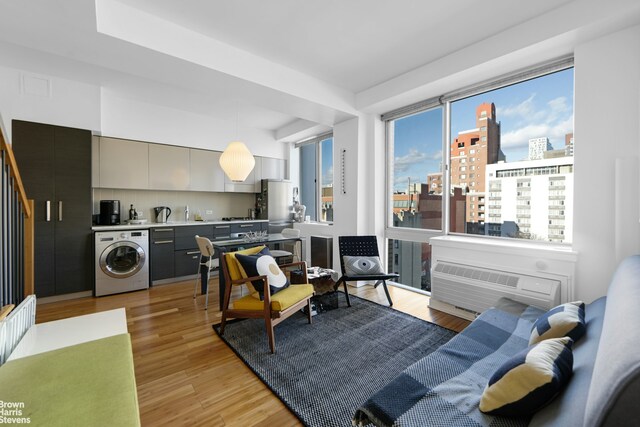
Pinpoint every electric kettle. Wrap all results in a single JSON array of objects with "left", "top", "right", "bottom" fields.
[{"left": 154, "top": 206, "right": 172, "bottom": 223}]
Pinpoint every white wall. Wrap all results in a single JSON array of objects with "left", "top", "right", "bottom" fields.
[
  {"left": 100, "top": 89, "right": 288, "bottom": 159},
  {"left": 573, "top": 24, "right": 640, "bottom": 302},
  {"left": 0, "top": 65, "right": 288, "bottom": 162},
  {"left": 0, "top": 65, "right": 100, "bottom": 141},
  {"left": 296, "top": 116, "right": 367, "bottom": 270}
]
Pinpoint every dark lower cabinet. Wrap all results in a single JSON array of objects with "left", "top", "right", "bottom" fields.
[
  {"left": 175, "top": 250, "right": 201, "bottom": 277},
  {"left": 150, "top": 222, "right": 265, "bottom": 282},
  {"left": 13, "top": 120, "right": 92, "bottom": 297},
  {"left": 174, "top": 225, "right": 213, "bottom": 278},
  {"left": 150, "top": 228, "right": 175, "bottom": 281}
]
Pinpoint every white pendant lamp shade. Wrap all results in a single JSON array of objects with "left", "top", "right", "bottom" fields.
[{"left": 219, "top": 141, "right": 256, "bottom": 182}]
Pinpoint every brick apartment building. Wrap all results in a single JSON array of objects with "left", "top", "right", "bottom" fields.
[{"left": 449, "top": 102, "right": 503, "bottom": 232}]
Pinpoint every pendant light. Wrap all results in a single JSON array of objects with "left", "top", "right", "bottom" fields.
[
  {"left": 220, "top": 141, "right": 255, "bottom": 182},
  {"left": 220, "top": 101, "right": 255, "bottom": 182}
]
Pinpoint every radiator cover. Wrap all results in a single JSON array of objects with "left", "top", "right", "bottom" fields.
[{"left": 431, "top": 260, "right": 561, "bottom": 315}]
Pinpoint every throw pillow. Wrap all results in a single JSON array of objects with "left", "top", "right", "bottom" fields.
[
  {"left": 479, "top": 336, "right": 574, "bottom": 416},
  {"left": 529, "top": 301, "right": 586, "bottom": 346},
  {"left": 344, "top": 255, "right": 384, "bottom": 276},
  {"left": 236, "top": 247, "right": 290, "bottom": 300}
]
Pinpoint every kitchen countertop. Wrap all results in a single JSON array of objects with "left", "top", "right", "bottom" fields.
[{"left": 92, "top": 219, "right": 268, "bottom": 231}]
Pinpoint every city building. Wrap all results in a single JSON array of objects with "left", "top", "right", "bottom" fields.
[
  {"left": 485, "top": 156, "right": 574, "bottom": 242},
  {"left": 427, "top": 172, "right": 443, "bottom": 194},
  {"left": 565, "top": 133, "right": 575, "bottom": 156},
  {"left": 528, "top": 137, "right": 552, "bottom": 160},
  {"left": 450, "top": 102, "right": 503, "bottom": 231},
  {"left": 390, "top": 186, "right": 467, "bottom": 291}
]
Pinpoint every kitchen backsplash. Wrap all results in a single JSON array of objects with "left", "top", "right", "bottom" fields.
[{"left": 93, "top": 188, "right": 256, "bottom": 223}]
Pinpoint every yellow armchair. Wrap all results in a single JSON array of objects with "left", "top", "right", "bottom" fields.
[{"left": 219, "top": 246, "right": 314, "bottom": 353}]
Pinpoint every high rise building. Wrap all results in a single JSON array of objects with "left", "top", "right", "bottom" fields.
[
  {"left": 427, "top": 172, "right": 443, "bottom": 194},
  {"left": 450, "top": 102, "right": 502, "bottom": 231},
  {"left": 565, "top": 133, "right": 574, "bottom": 156},
  {"left": 528, "top": 137, "right": 552, "bottom": 160},
  {"left": 485, "top": 157, "right": 574, "bottom": 243}
]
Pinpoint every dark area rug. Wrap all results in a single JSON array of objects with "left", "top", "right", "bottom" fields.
[{"left": 212, "top": 293, "right": 457, "bottom": 427}]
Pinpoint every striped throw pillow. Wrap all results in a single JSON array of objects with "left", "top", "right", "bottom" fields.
[
  {"left": 529, "top": 301, "right": 585, "bottom": 346},
  {"left": 479, "top": 337, "right": 574, "bottom": 416}
]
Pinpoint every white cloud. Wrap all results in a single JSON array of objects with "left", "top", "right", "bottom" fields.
[
  {"left": 497, "top": 94, "right": 537, "bottom": 118},
  {"left": 548, "top": 96, "right": 570, "bottom": 115},
  {"left": 394, "top": 174, "right": 424, "bottom": 190},
  {"left": 394, "top": 148, "right": 429, "bottom": 173},
  {"left": 322, "top": 166, "right": 333, "bottom": 186},
  {"left": 497, "top": 89, "right": 573, "bottom": 157},
  {"left": 501, "top": 124, "right": 551, "bottom": 149}
]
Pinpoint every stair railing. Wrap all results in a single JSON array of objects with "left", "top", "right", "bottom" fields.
[{"left": 0, "top": 117, "right": 33, "bottom": 308}]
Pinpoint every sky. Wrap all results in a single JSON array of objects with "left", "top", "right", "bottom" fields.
[
  {"left": 321, "top": 137, "right": 333, "bottom": 187},
  {"left": 393, "top": 68, "right": 574, "bottom": 192}
]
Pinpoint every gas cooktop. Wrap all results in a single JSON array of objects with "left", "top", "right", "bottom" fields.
[{"left": 221, "top": 217, "right": 253, "bottom": 221}]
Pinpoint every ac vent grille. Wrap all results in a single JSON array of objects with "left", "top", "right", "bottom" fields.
[{"left": 434, "top": 262, "right": 519, "bottom": 288}]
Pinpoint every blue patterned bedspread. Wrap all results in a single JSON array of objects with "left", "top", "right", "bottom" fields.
[{"left": 352, "top": 300, "right": 545, "bottom": 427}]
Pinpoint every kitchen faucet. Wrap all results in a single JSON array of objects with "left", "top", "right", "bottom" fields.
[{"left": 185, "top": 205, "right": 190, "bottom": 221}]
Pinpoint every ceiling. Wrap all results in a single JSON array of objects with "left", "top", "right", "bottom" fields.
[{"left": 0, "top": 0, "right": 637, "bottom": 141}]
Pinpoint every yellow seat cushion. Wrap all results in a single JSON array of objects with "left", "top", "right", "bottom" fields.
[{"left": 233, "top": 284, "right": 314, "bottom": 311}]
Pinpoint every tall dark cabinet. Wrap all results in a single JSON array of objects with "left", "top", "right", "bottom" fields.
[{"left": 12, "top": 120, "right": 92, "bottom": 297}]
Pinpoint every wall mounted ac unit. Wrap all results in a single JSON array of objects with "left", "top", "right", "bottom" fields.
[{"left": 430, "top": 260, "right": 561, "bottom": 317}]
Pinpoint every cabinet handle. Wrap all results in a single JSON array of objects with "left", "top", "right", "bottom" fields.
[
  {"left": 215, "top": 235, "right": 231, "bottom": 240},
  {"left": 58, "top": 201, "right": 63, "bottom": 222},
  {"left": 154, "top": 228, "right": 174, "bottom": 232},
  {"left": 192, "top": 256, "right": 199, "bottom": 259},
  {"left": 46, "top": 201, "right": 51, "bottom": 222},
  {"left": 239, "top": 224, "right": 253, "bottom": 228},
  {"left": 186, "top": 251, "right": 200, "bottom": 255},
  {"left": 215, "top": 225, "right": 230, "bottom": 229},
  {"left": 154, "top": 240, "right": 174, "bottom": 244}
]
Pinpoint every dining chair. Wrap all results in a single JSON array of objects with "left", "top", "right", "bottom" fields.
[
  {"left": 193, "top": 235, "right": 219, "bottom": 310},
  {"left": 269, "top": 228, "right": 301, "bottom": 264}
]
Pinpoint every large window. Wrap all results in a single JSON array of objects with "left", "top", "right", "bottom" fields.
[
  {"left": 450, "top": 69, "right": 574, "bottom": 243},
  {"left": 388, "top": 108, "right": 443, "bottom": 231},
  {"left": 320, "top": 137, "right": 333, "bottom": 222},
  {"left": 298, "top": 134, "right": 333, "bottom": 222},
  {"left": 384, "top": 60, "right": 574, "bottom": 290}
]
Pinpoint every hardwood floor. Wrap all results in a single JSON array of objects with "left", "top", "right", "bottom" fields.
[{"left": 36, "top": 279, "right": 470, "bottom": 426}]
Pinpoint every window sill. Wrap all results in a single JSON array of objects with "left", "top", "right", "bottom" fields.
[{"left": 430, "top": 235, "right": 578, "bottom": 262}]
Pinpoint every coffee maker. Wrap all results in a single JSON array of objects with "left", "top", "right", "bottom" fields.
[{"left": 99, "top": 200, "right": 121, "bottom": 225}]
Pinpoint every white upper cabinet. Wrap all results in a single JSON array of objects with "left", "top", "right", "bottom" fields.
[
  {"left": 99, "top": 137, "right": 149, "bottom": 189},
  {"left": 189, "top": 149, "right": 224, "bottom": 192},
  {"left": 149, "top": 144, "right": 190, "bottom": 190},
  {"left": 223, "top": 156, "right": 288, "bottom": 193},
  {"left": 95, "top": 138, "right": 288, "bottom": 194},
  {"left": 224, "top": 160, "right": 258, "bottom": 193},
  {"left": 260, "top": 157, "right": 287, "bottom": 180}
]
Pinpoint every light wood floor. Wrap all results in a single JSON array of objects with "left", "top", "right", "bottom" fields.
[{"left": 36, "top": 279, "right": 470, "bottom": 426}]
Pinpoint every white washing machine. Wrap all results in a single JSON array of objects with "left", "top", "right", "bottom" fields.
[{"left": 95, "top": 230, "right": 149, "bottom": 297}]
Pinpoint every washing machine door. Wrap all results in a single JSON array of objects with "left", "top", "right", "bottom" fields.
[{"left": 100, "top": 241, "right": 146, "bottom": 279}]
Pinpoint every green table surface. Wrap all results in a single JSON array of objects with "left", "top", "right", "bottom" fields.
[{"left": 0, "top": 333, "right": 140, "bottom": 427}]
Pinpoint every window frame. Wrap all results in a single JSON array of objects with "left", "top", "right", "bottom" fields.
[
  {"left": 296, "top": 132, "right": 333, "bottom": 223},
  {"left": 384, "top": 57, "right": 574, "bottom": 248}
]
